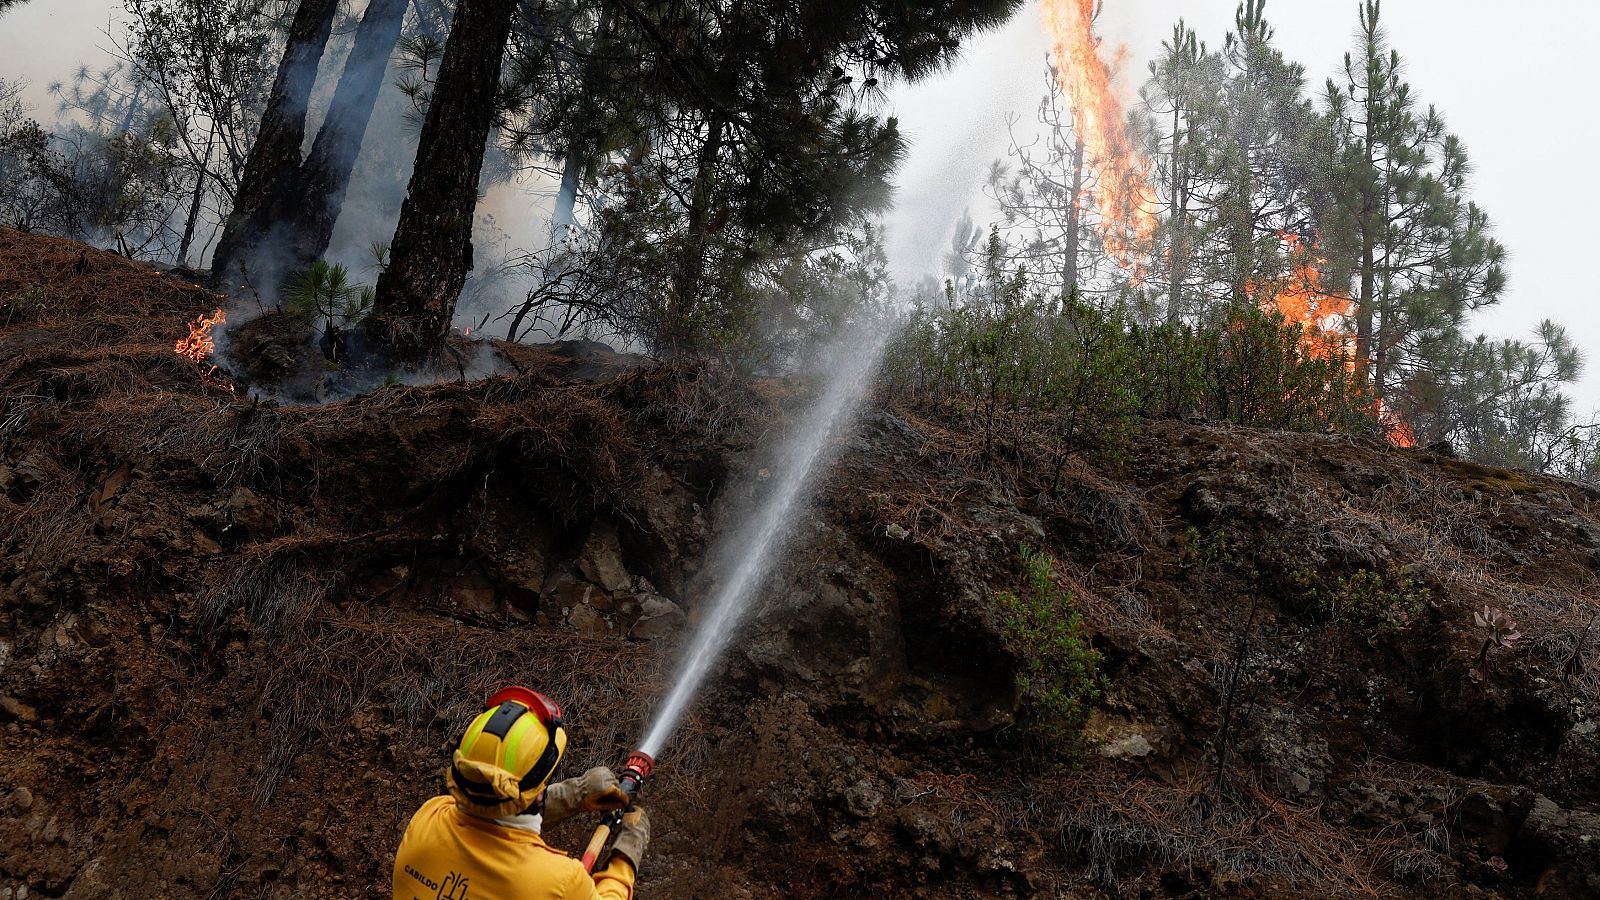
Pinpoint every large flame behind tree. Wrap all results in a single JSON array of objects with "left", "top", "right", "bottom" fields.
[
  {"left": 1039, "top": 0, "right": 1160, "bottom": 269},
  {"left": 1249, "top": 232, "right": 1416, "bottom": 448}
]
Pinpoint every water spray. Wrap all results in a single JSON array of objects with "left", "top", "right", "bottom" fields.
[
  {"left": 578, "top": 321, "right": 894, "bottom": 871},
  {"left": 638, "top": 323, "right": 892, "bottom": 760}
]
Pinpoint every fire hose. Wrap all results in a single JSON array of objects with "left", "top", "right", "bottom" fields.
[{"left": 579, "top": 750, "right": 655, "bottom": 873}]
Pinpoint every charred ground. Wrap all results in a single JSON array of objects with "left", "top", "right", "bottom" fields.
[{"left": 1, "top": 228, "right": 1597, "bottom": 898}]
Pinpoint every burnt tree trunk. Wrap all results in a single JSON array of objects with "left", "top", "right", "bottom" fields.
[
  {"left": 370, "top": 0, "right": 515, "bottom": 361},
  {"left": 285, "top": 0, "right": 410, "bottom": 272},
  {"left": 209, "top": 0, "right": 338, "bottom": 291}
]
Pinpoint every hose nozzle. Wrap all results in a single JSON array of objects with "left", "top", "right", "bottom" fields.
[
  {"left": 618, "top": 750, "right": 654, "bottom": 800},
  {"left": 581, "top": 750, "right": 655, "bottom": 873}
]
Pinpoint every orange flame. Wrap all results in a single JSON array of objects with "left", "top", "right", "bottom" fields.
[
  {"left": 1040, "top": 0, "right": 1160, "bottom": 270},
  {"left": 1248, "top": 233, "right": 1413, "bottom": 446},
  {"left": 1376, "top": 397, "right": 1416, "bottom": 448},
  {"left": 175, "top": 308, "right": 234, "bottom": 392},
  {"left": 1250, "top": 232, "right": 1356, "bottom": 362}
]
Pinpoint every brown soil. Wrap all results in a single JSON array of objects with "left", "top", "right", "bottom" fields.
[{"left": 1, "top": 227, "right": 1597, "bottom": 898}]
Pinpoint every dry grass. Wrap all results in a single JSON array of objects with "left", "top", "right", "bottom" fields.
[{"left": 1046, "top": 770, "right": 1417, "bottom": 896}]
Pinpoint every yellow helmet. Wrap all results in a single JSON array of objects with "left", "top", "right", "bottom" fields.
[{"left": 447, "top": 686, "right": 568, "bottom": 819}]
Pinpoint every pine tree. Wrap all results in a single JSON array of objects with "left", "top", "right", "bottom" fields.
[
  {"left": 209, "top": 0, "right": 338, "bottom": 290},
  {"left": 1324, "top": 0, "right": 1507, "bottom": 401},
  {"left": 1203, "top": 0, "right": 1330, "bottom": 306},
  {"left": 369, "top": 0, "right": 517, "bottom": 361},
  {"left": 1137, "top": 21, "right": 1224, "bottom": 322},
  {"left": 530, "top": 0, "right": 1020, "bottom": 353},
  {"left": 987, "top": 67, "right": 1101, "bottom": 304}
]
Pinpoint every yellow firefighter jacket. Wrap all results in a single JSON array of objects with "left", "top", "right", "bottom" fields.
[{"left": 393, "top": 795, "right": 636, "bottom": 900}]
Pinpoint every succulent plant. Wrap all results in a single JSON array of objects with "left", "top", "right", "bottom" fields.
[
  {"left": 1474, "top": 606, "right": 1522, "bottom": 651},
  {"left": 1469, "top": 606, "right": 1523, "bottom": 684}
]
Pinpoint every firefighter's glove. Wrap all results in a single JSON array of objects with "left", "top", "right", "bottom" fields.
[
  {"left": 611, "top": 806, "right": 651, "bottom": 871},
  {"left": 542, "top": 767, "right": 631, "bottom": 827}
]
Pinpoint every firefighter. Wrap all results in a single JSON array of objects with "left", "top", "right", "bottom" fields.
[{"left": 393, "top": 687, "right": 650, "bottom": 900}]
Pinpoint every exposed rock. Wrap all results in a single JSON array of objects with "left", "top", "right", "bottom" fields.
[
  {"left": 1098, "top": 732, "right": 1154, "bottom": 760},
  {"left": 0, "top": 696, "right": 37, "bottom": 723},
  {"left": 1455, "top": 786, "right": 1532, "bottom": 857},
  {"left": 896, "top": 806, "right": 959, "bottom": 858},
  {"left": 843, "top": 778, "right": 884, "bottom": 819},
  {"left": 543, "top": 569, "right": 604, "bottom": 617},
  {"left": 1511, "top": 794, "right": 1600, "bottom": 896},
  {"left": 629, "top": 594, "right": 685, "bottom": 641},
  {"left": 566, "top": 603, "right": 610, "bottom": 639},
  {"left": 4, "top": 786, "right": 31, "bottom": 814},
  {"left": 224, "top": 486, "right": 276, "bottom": 535},
  {"left": 86, "top": 464, "right": 131, "bottom": 517},
  {"left": 577, "top": 524, "right": 633, "bottom": 593},
  {"left": 1256, "top": 705, "right": 1330, "bottom": 800},
  {"left": 448, "top": 573, "right": 499, "bottom": 615}
]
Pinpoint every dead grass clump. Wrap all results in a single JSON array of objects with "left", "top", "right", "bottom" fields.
[
  {"left": 0, "top": 462, "right": 92, "bottom": 579},
  {"left": 1045, "top": 469, "right": 1149, "bottom": 549},
  {"left": 1048, "top": 772, "right": 1403, "bottom": 896},
  {"left": 610, "top": 359, "right": 770, "bottom": 449},
  {"left": 477, "top": 389, "right": 648, "bottom": 523},
  {"left": 197, "top": 548, "right": 329, "bottom": 639},
  {"left": 0, "top": 227, "right": 215, "bottom": 325},
  {"left": 251, "top": 607, "right": 659, "bottom": 805}
]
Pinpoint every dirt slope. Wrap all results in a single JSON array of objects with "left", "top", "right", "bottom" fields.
[{"left": 1, "top": 228, "right": 1597, "bottom": 898}]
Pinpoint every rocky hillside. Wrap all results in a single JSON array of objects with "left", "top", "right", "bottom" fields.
[{"left": 1, "top": 228, "right": 1597, "bottom": 898}]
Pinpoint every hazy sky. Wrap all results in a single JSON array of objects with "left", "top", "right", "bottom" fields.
[{"left": 3, "top": 0, "right": 1598, "bottom": 410}]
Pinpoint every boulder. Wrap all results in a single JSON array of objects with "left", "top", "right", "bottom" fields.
[
  {"left": 1511, "top": 794, "right": 1600, "bottom": 896},
  {"left": 567, "top": 603, "right": 611, "bottom": 639},
  {"left": 630, "top": 594, "right": 685, "bottom": 641},
  {"left": 577, "top": 524, "right": 633, "bottom": 593}
]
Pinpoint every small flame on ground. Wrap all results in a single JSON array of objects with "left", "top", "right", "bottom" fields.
[
  {"left": 1040, "top": 0, "right": 1160, "bottom": 271},
  {"left": 174, "top": 308, "right": 235, "bottom": 392}
]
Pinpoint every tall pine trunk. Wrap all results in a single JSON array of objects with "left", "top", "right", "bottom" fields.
[
  {"left": 370, "top": 0, "right": 515, "bottom": 361},
  {"left": 209, "top": 0, "right": 338, "bottom": 290},
  {"left": 285, "top": 0, "right": 410, "bottom": 272},
  {"left": 1355, "top": 124, "right": 1378, "bottom": 386},
  {"left": 1062, "top": 134, "right": 1085, "bottom": 308},
  {"left": 666, "top": 112, "right": 725, "bottom": 350},
  {"left": 1165, "top": 105, "right": 1190, "bottom": 324}
]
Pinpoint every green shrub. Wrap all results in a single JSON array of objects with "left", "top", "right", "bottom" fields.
[
  {"left": 1202, "top": 303, "right": 1370, "bottom": 432},
  {"left": 1292, "top": 567, "right": 1426, "bottom": 643},
  {"left": 885, "top": 242, "right": 1141, "bottom": 470},
  {"left": 996, "top": 544, "right": 1102, "bottom": 758},
  {"left": 888, "top": 260, "right": 1379, "bottom": 473},
  {"left": 1180, "top": 525, "right": 1235, "bottom": 569}
]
